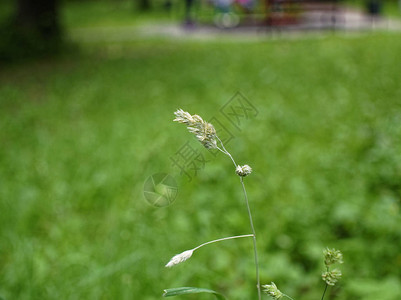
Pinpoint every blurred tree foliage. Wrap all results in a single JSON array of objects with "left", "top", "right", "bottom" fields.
[
  {"left": 0, "top": 0, "right": 63, "bottom": 62},
  {"left": 137, "top": 0, "right": 152, "bottom": 11}
]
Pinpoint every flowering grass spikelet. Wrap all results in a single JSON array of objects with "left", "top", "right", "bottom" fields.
[
  {"left": 323, "top": 248, "right": 343, "bottom": 267},
  {"left": 173, "top": 109, "right": 194, "bottom": 126},
  {"left": 262, "top": 282, "right": 283, "bottom": 299},
  {"left": 322, "top": 269, "right": 342, "bottom": 286},
  {"left": 165, "top": 249, "right": 194, "bottom": 268},
  {"left": 173, "top": 109, "right": 217, "bottom": 149},
  {"left": 236, "top": 164, "right": 252, "bottom": 177}
]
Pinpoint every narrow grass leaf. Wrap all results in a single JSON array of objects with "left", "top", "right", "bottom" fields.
[{"left": 163, "top": 287, "right": 226, "bottom": 299}]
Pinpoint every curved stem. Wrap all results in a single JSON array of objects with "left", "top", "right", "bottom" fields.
[
  {"left": 216, "top": 135, "right": 261, "bottom": 300},
  {"left": 192, "top": 234, "right": 254, "bottom": 251},
  {"left": 216, "top": 136, "right": 237, "bottom": 167},
  {"left": 240, "top": 176, "right": 261, "bottom": 300}
]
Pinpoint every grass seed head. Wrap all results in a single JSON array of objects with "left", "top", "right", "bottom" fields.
[
  {"left": 236, "top": 164, "right": 252, "bottom": 177},
  {"left": 262, "top": 282, "right": 283, "bottom": 299},
  {"left": 322, "top": 269, "right": 342, "bottom": 286},
  {"left": 174, "top": 109, "right": 217, "bottom": 149},
  {"left": 323, "top": 248, "right": 343, "bottom": 266},
  {"left": 165, "top": 249, "right": 194, "bottom": 268}
]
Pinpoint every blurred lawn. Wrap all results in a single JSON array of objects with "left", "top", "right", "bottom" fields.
[{"left": 1, "top": 1, "right": 401, "bottom": 300}]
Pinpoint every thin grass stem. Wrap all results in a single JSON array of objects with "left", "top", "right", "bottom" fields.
[
  {"left": 216, "top": 136, "right": 237, "bottom": 167},
  {"left": 192, "top": 234, "right": 254, "bottom": 251},
  {"left": 284, "top": 294, "right": 295, "bottom": 300},
  {"left": 240, "top": 176, "right": 261, "bottom": 300},
  {"left": 216, "top": 135, "right": 261, "bottom": 300},
  {"left": 321, "top": 283, "right": 328, "bottom": 300},
  {"left": 321, "top": 266, "right": 329, "bottom": 300}
]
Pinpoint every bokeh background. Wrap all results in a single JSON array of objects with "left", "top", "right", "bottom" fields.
[{"left": 1, "top": 0, "right": 401, "bottom": 299}]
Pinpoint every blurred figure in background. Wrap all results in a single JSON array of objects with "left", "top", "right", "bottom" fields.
[
  {"left": 366, "top": 0, "right": 382, "bottom": 26},
  {"left": 184, "top": 0, "right": 196, "bottom": 26},
  {"left": 213, "top": 0, "right": 240, "bottom": 28}
]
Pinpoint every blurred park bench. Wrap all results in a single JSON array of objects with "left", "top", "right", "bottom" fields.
[{"left": 264, "top": 0, "right": 341, "bottom": 28}]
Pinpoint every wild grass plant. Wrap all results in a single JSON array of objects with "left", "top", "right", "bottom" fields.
[
  {"left": 1, "top": 13, "right": 401, "bottom": 297},
  {"left": 263, "top": 248, "right": 343, "bottom": 300},
  {"left": 165, "top": 110, "right": 344, "bottom": 299}
]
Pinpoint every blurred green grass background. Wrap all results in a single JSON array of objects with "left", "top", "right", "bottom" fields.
[{"left": 1, "top": 1, "right": 401, "bottom": 299}]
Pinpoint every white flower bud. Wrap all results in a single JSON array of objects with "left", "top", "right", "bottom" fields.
[{"left": 236, "top": 165, "right": 252, "bottom": 177}]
